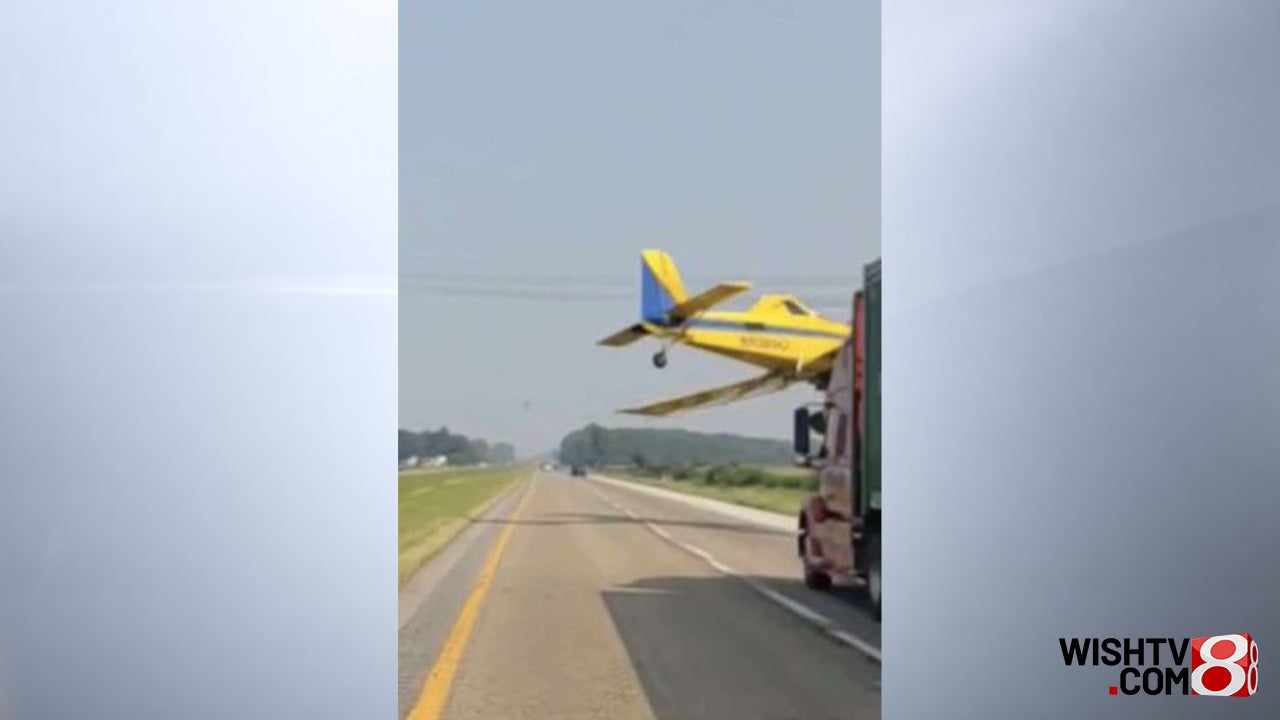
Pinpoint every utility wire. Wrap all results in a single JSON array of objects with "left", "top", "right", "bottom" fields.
[
  {"left": 400, "top": 283, "right": 630, "bottom": 302},
  {"left": 400, "top": 281, "right": 854, "bottom": 310},
  {"left": 399, "top": 271, "right": 861, "bottom": 288}
]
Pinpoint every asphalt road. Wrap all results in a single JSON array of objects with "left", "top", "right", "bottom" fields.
[{"left": 399, "top": 470, "right": 880, "bottom": 720}]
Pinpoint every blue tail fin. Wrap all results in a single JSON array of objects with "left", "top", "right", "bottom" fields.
[
  {"left": 641, "top": 261, "right": 674, "bottom": 323},
  {"left": 640, "top": 250, "right": 687, "bottom": 325}
]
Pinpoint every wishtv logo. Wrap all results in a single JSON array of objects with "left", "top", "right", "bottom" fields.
[{"left": 1059, "top": 634, "right": 1259, "bottom": 697}]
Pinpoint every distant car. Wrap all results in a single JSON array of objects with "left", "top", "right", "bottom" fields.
[{"left": 570, "top": 465, "right": 588, "bottom": 477}]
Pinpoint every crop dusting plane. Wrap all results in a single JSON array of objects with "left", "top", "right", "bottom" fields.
[{"left": 598, "top": 250, "right": 850, "bottom": 416}]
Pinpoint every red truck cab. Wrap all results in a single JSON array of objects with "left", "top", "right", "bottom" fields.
[{"left": 795, "top": 260, "right": 881, "bottom": 620}]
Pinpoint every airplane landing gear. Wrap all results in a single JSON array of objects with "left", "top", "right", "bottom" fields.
[{"left": 652, "top": 351, "right": 668, "bottom": 369}]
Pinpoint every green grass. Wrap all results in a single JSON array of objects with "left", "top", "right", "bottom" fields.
[
  {"left": 611, "top": 464, "right": 816, "bottom": 516},
  {"left": 398, "top": 464, "right": 527, "bottom": 586}
]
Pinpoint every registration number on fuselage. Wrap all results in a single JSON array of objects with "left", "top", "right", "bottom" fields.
[{"left": 739, "top": 335, "right": 789, "bottom": 351}]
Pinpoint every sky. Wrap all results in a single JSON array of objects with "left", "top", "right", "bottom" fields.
[{"left": 400, "top": 0, "right": 880, "bottom": 457}]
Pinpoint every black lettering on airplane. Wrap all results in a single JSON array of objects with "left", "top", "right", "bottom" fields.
[{"left": 740, "top": 336, "right": 789, "bottom": 350}]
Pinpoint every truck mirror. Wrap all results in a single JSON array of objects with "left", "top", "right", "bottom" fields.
[
  {"left": 808, "top": 412, "right": 827, "bottom": 435},
  {"left": 793, "top": 407, "right": 810, "bottom": 456}
]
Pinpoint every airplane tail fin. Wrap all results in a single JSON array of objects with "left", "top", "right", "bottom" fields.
[{"left": 640, "top": 250, "right": 688, "bottom": 323}]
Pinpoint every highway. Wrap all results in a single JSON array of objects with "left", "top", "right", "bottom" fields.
[{"left": 399, "top": 469, "right": 881, "bottom": 720}]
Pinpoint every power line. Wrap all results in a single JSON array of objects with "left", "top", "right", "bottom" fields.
[
  {"left": 400, "top": 283, "right": 630, "bottom": 302},
  {"left": 399, "top": 281, "right": 853, "bottom": 309},
  {"left": 399, "top": 271, "right": 861, "bottom": 288}
]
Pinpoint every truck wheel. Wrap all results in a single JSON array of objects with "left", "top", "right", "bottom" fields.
[
  {"left": 804, "top": 564, "right": 832, "bottom": 590},
  {"left": 866, "top": 533, "right": 882, "bottom": 621},
  {"left": 799, "top": 520, "right": 833, "bottom": 590}
]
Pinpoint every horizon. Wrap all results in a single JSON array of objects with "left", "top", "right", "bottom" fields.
[{"left": 397, "top": 420, "right": 798, "bottom": 459}]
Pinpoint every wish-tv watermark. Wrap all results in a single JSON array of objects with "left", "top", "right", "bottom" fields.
[{"left": 1059, "top": 634, "right": 1259, "bottom": 697}]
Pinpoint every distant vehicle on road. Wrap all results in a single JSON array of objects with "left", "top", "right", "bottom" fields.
[
  {"left": 570, "top": 465, "right": 588, "bottom": 477},
  {"left": 795, "top": 259, "right": 881, "bottom": 620}
]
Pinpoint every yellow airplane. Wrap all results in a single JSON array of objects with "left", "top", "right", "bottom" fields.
[{"left": 598, "top": 250, "right": 851, "bottom": 416}]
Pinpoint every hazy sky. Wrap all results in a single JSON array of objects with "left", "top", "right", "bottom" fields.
[{"left": 400, "top": 1, "right": 880, "bottom": 456}]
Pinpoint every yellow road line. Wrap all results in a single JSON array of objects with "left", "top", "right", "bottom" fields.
[{"left": 406, "top": 479, "right": 534, "bottom": 720}]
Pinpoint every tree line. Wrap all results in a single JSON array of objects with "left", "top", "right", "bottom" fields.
[
  {"left": 556, "top": 424, "right": 792, "bottom": 468},
  {"left": 399, "top": 427, "right": 515, "bottom": 466}
]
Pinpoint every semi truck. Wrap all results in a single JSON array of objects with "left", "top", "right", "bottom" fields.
[{"left": 794, "top": 259, "right": 881, "bottom": 620}]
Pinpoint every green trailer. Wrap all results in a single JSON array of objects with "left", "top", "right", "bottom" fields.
[{"left": 794, "top": 259, "right": 881, "bottom": 619}]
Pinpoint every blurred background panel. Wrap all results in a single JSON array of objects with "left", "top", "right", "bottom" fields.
[
  {"left": 0, "top": 1, "right": 396, "bottom": 717},
  {"left": 885, "top": 1, "right": 1280, "bottom": 718}
]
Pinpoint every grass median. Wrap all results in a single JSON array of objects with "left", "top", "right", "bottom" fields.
[
  {"left": 609, "top": 464, "right": 816, "bottom": 516},
  {"left": 398, "top": 464, "right": 527, "bottom": 586}
]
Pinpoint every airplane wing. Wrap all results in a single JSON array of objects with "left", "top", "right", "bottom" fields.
[
  {"left": 598, "top": 323, "right": 653, "bottom": 347},
  {"left": 620, "top": 371, "right": 793, "bottom": 417},
  {"left": 669, "top": 281, "right": 751, "bottom": 320}
]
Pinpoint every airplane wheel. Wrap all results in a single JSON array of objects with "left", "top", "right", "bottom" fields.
[{"left": 652, "top": 351, "right": 667, "bottom": 369}]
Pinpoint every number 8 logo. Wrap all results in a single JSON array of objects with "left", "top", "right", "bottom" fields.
[{"left": 1191, "top": 634, "right": 1259, "bottom": 697}]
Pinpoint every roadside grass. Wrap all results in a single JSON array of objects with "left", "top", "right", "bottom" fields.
[
  {"left": 610, "top": 464, "right": 816, "bottom": 516},
  {"left": 398, "top": 465, "right": 527, "bottom": 586}
]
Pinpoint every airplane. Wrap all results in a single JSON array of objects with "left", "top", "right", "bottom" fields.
[{"left": 598, "top": 250, "right": 851, "bottom": 416}]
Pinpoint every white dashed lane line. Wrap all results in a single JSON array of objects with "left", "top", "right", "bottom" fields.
[{"left": 588, "top": 484, "right": 882, "bottom": 664}]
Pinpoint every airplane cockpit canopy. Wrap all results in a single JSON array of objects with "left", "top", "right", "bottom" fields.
[
  {"left": 782, "top": 299, "right": 814, "bottom": 316},
  {"left": 749, "top": 294, "right": 817, "bottom": 317}
]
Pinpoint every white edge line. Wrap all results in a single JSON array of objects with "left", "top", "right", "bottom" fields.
[
  {"left": 677, "top": 542, "right": 715, "bottom": 563},
  {"left": 705, "top": 557, "right": 736, "bottom": 574},
  {"left": 590, "top": 481, "right": 882, "bottom": 664},
  {"left": 827, "top": 629, "right": 884, "bottom": 663},
  {"left": 748, "top": 582, "right": 832, "bottom": 627}
]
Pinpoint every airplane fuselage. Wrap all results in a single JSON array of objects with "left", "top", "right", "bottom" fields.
[
  {"left": 599, "top": 250, "right": 855, "bottom": 415},
  {"left": 655, "top": 309, "right": 849, "bottom": 375}
]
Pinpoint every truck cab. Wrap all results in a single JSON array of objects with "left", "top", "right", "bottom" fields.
[{"left": 794, "top": 260, "right": 880, "bottom": 620}]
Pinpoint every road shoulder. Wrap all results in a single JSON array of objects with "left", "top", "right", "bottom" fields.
[
  {"left": 399, "top": 477, "right": 534, "bottom": 718},
  {"left": 399, "top": 476, "right": 529, "bottom": 630},
  {"left": 591, "top": 473, "right": 795, "bottom": 532}
]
